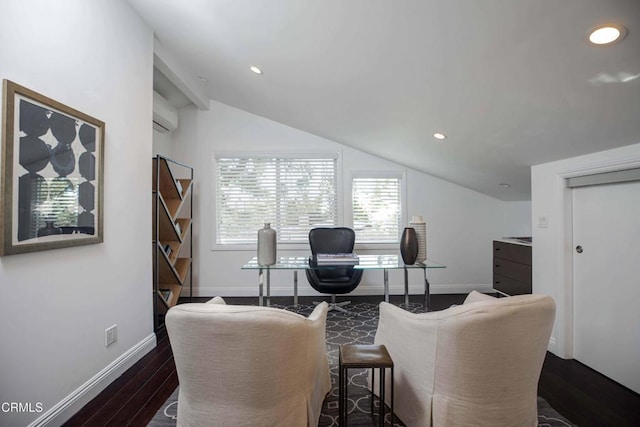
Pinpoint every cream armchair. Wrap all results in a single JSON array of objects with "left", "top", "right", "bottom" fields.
[
  {"left": 373, "top": 291, "right": 555, "bottom": 427},
  {"left": 166, "top": 298, "right": 331, "bottom": 427}
]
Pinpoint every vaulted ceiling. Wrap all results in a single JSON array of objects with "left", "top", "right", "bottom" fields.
[{"left": 128, "top": 0, "right": 640, "bottom": 200}]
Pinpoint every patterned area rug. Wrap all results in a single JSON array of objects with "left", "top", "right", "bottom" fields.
[{"left": 148, "top": 302, "right": 575, "bottom": 426}]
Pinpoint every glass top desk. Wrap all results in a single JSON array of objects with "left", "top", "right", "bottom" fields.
[{"left": 241, "top": 255, "right": 446, "bottom": 311}]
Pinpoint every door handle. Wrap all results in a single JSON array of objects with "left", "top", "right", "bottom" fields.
[{"left": 576, "top": 245, "right": 583, "bottom": 254}]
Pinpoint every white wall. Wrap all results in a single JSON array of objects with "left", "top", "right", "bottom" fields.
[
  {"left": 170, "top": 100, "right": 531, "bottom": 298},
  {"left": 153, "top": 129, "right": 174, "bottom": 157},
  {"left": 531, "top": 143, "right": 640, "bottom": 358},
  {"left": 0, "top": 1, "right": 154, "bottom": 425},
  {"left": 501, "top": 201, "right": 532, "bottom": 236}
]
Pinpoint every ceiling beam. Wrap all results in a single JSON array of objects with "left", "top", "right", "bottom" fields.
[{"left": 153, "top": 37, "right": 209, "bottom": 110}]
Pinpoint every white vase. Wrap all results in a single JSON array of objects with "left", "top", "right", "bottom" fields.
[
  {"left": 257, "top": 223, "right": 276, "bottom": 266},
  {"left": 409, "top": 215, "right": 427, "bottom": 262}
]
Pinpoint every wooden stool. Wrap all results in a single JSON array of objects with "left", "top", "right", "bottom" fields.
[{"left": 339, "top": 344, "right": 394, "bottom": 426}]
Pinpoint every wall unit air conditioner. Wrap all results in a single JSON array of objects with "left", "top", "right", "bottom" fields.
[{"left": 153, "top": 91, "right": 178, "bottom": 133}]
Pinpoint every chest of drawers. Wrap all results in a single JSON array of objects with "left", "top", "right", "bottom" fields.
[{"left": 493, "top": 240, "right": 532, "bottom": 296}]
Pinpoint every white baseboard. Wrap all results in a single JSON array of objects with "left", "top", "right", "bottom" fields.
[
  {"left": 28, "top": 333, "right": 157, "bottom": 427},
  {"left": 188, "top": 283, "right": 493, "bottom": 298}
]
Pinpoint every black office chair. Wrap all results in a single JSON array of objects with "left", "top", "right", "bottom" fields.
[{"left": 306, "top": 227, "right": 363, "bottom": 314}]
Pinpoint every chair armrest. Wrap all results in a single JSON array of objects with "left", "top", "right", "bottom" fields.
[
  {"left": 307, "top": 301, "right": 328, "bottom": 321},
  {"left": 304, "top": 300, "right": 331, "bottom": 422},
  {"left": 463, "top": 290, "right": 496, "bottom": 304},
  {"left": 373, "top": 302, "right": 441, "bottom": 426}
]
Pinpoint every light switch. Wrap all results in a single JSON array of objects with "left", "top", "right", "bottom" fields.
[{"left": 538, "top": 216, "right": 549, "bottom": 228}]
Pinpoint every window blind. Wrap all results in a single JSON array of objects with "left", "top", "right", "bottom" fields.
[
  {"left": 352, "top": 176, "right": 401, "bottom": 243},
  {"left": 29, "top": 177, "right": 80, "bottom": 238},
  {"left": 215, "top": 156, "right": 337, "bottom": 244}
]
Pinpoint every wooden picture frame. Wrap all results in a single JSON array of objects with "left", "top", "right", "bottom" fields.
[{"left": 1, "top": 80, "right": 105, "bottom": 255}]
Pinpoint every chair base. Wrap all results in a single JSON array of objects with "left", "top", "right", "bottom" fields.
[{"left": 313, "top": 295, "right": 358, "bottom": 316}]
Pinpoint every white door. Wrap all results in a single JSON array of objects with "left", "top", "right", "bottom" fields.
[{"left": 573, "top": 180, "right": 640, "bottom": 393}]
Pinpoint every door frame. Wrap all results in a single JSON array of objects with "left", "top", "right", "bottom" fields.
[{"left": 556, "top": 156, "right": 640, "bottom": 358}]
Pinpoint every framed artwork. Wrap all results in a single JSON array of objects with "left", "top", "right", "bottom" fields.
[{"left": 1, "top": 80, "right": 105, "bottom": 255}]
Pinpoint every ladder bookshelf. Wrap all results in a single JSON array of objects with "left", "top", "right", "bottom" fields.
[{"left": 152, "top": 155, "right": 193, "bottom": 331}]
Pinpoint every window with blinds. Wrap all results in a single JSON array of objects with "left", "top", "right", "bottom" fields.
[
  {"left": 352, "top": 175, "right": 402, "bottom": 243},
  {"left": 29, "top": 177, "right": 80, "bottom": 238},
  {"left": 215, "top": 155, "right": 338, "bottom": 244}
]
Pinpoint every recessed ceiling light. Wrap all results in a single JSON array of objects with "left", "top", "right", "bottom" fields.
[
  {"left": 433, "top": 133, "right": 446, "bottom": 140},
  {"left": 589, "top": 25, "right": 627, "bottom": 45},
  {"left": 499, "top": 183, "right": 511, "bottom": 188},
  {"left": 250, "top": 66, "right": 263, "bottom": 74}
]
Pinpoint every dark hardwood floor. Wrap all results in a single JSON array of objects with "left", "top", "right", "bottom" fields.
[
  {"left": 538, "top": 353, "right": 640, "bottom": 426},
  {"left": 64, "top": 294, "right": 640, "bottom": 426}
]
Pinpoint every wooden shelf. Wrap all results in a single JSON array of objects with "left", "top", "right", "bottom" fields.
[
  {"left": 177, "top": 179, "right": 192, "bottom": 199},
  {"left": 164, "top": 198, "right": 182, "bottom": 220},
  {"left": 153, "top": 158, "right": 192, "bottom": 219},
  {"left": 158, "top": 284, "right": 182, "bottom": 308},
  {"left": 175, "top": 218, "right": 191, "bottom": 241},
  {"left": 174, "top": 258, "right": 191, "bottom": 284},
  {"left": 153, "top": 195, "right": 181, "bottom": 243},
  {"left": 153, "top": 157, "right": 180, "bottom": 200},
  {"left": 153, "top": 156, "right": 193, "bottom": 330},
  {"left": 156, "top": 243, "right": 191, "bottom": 288},
  {"left": 159, "top": 241, "right": 181, "bottom": 264},
  {"left": 156, "top": 243, "right": 181, "bottom": 286}
]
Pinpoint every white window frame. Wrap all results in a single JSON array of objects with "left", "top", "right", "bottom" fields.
[
  {"left": 211, "top": 151, "right": 343, "bottom": 251},
  {"left": 348, "top": 170, "right": 407, "bottom": 249}
]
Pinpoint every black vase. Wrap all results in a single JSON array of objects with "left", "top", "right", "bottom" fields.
[{"left": 400, "top": 227, "right": 418, "bottom": 265}]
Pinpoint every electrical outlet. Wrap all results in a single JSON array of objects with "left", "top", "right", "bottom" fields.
[{"left": 105, "top": 324, "right": 117, "bottom": 347}]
